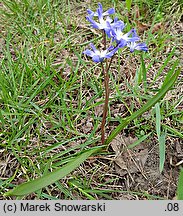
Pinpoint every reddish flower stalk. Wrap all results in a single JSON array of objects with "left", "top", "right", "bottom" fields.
[
  {"left": 83, "top": 3, "right": 148, "bottom": 145},
  {"left": 101, "top": 55, "right": 114, "bottom": 144},
  {"left": 101, "top": 63, "right": 109, "bottom": 144}
]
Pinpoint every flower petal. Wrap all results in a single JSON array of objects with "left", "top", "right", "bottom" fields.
[
  {"left": 83, "top": 49, "right": 95, "bottom": 57},
  {"left": 135, "top": 43, "right": 148, "bottom": 51},
  {"left": 128, "top": 42, "right": 148, "bottom": 52},
  {"left": 105, "top": 46, "right": 119, "bottom": 58},
  {"left": 98, "top": 3, "right": 103, "bottom": 13},
  {"left": 118, "top": 40, "right": 127, "bottom": 48},
  {"left": 103, "top": 8, "right": 115, "bottom": 16},
  {"left": 87, "top": 9, "right": 94, "bottom": 16},
  {"left": 92, "top": 55, "right": 103, "bottom": 63},
  {"left": 86, "top": 16, "right": 100, "bottom": 29},
  {"left": 90, "top": 43, "right": 98, "bottom": 52}
]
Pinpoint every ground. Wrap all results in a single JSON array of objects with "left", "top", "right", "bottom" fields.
[{"left": 0, "top": 0, "right": 182, "bottom": 200}]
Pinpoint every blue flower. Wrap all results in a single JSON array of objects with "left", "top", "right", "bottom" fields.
[
  {"left": 84, "top": 3, "right": 148, "bottom": 56},
  {"left": 127, "top": 42, "right": 148, "bottom": 52},
  {"left": 83, "top": 43, "right": 119, "bottom": 63},
  {"left": 86, "top": 3, "right": 123, "bottom": 37},
  {"left": 86, "top": 15, "right": 123, "bottom": 38},
  {"left": 86, "top": 15, "right": 112, "bottom": 31},
  {"left": 87, "top": 3, "right": 115, "bottom": 18},
  {"left": 125, "top": 29, "right": 148, "bottom": 52},
  {"left": 111, "top": 28, "right": 140, "bottom": 47}
]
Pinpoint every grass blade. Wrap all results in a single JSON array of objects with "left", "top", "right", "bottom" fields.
[
  {"left": 162, "top": 124, "right": 183, "bottom": 139},
  {"left": 4, "top": 148, "right": 100, "bottom": 196},
  {"left": 150, "top": 47, "right": 176, "bottom": 86},
  {"left": 155, "top": 103, "right": 161, "bottom": 139},
  {"left": 126, "top": 0, "right": 132, "bottom": 11},
  {"left": 141, "top": 54, "right": 147, "bottom": 92},
  {"left": 127, "top": 132, "right": 152, "bottom": 149}
]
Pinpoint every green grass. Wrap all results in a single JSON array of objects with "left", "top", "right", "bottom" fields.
[{"left": 0, "top": 0, "right": 182, "bottom": 199}]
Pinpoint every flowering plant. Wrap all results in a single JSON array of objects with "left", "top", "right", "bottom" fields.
[{"left": 83, "top": 3, "right": 148, "bottom": 144}]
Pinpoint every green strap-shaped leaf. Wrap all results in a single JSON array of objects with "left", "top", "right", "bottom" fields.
[
  {"left": 5, "top": 148, "right": 100, "bottom": 196},
  {"left": 177, "top": 168, "right": 183, "bottom": 200},
  {"left": 155, "top": 103, "right": 166, "bottom": 173},
  {"left": 159, "top": 133, "right": 166, "bottom": 173},
  {"left": 126, "top": 0, "right": 132, "bottom": 11},
  {"left": 105, "top": 68, "right": 180, "bottom": 145}
]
